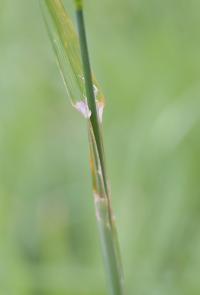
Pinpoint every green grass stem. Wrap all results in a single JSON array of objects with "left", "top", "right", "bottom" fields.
[
  {"left": 74, "top": 2, "right": 124, "bottom": 295},
  {"left": 41, "top": 1, "right": 124, "bottom": 294},
  {"left": 75, "top": 7, "right": 108, "bottom": 197}
]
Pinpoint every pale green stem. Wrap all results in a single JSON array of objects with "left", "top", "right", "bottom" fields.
[{"left": 74, "top": 2, "right": 125, "bottom": 294}]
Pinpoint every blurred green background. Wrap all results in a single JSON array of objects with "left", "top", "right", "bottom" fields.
[{"left": 1, "top": 0, "right": 200, "bottom": 294}]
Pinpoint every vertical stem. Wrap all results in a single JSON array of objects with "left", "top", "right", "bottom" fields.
[
  {"left": 88, "top": 125, "right": 124, "bottom": 295},
  {"left": 41, "top": 0, "right": 124, "bottom": 293},
  {"left": 74, "top": 1, "right": 124, "bottom": 295},
  {"left": 74, "top": 2, "right": 109, "bottom": 197}
]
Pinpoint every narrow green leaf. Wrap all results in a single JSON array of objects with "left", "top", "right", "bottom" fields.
[{"left": 41, "top": 0, "right": 104, "bottom": 120}]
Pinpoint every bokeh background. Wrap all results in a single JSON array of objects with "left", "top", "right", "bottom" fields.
[{"left": 1, "top": 0, "right": 200, "bottom": 294}]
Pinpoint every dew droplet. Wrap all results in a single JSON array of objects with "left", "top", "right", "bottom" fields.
[
  {"left": 93, "top": 84, "right": 105, "bottom": 122},
  {"left": 93, "top": 84, "right": 98, "bottom": 97},
  {"left": 97, "top": 100, "right": 104, "bottom": 123}
]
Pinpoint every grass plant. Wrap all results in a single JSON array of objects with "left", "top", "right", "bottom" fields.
[{"left": 41, "top": 1, "right": 124, "bottom": 294}]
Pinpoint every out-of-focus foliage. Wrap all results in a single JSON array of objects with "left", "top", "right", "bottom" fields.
[{"left": 0, "top": 0, "right": 200, "bottom": 294}]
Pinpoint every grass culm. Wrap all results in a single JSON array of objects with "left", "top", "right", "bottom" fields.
[{"left": 41, "top": 1, "right": 125, "bottom": 294}]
